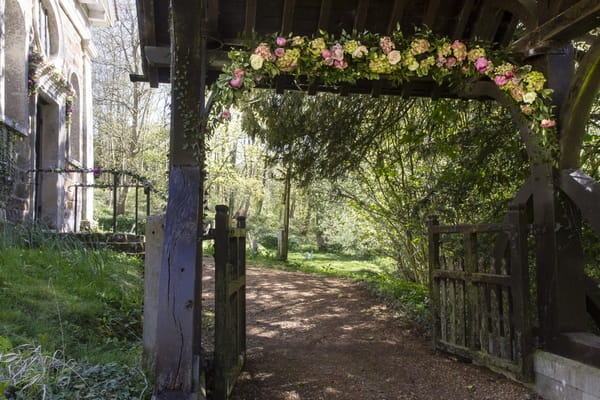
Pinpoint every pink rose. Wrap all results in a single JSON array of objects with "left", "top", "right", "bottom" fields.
[
  {"left": 321, "top": 49, "right": 331, "bottom": 59},
  {"left": 233, "top": 68, "right": 245, "bottom": 78},
  {"left": 221, "top": 110, "right": 232, "bottom": 120},
  {"left": 474, "top": 57, "right": 489, "bottom": 73},
  {"left": 229, "top": 77, "right": 243, "bottom": 88},
  {"left": 334, "top": 60, "right": 348, "bottom": 69},
  {"left": 540, "top": 119, "right": 556, "bottom": 128},
  {"left": 331, "top": 44, "right": 344, "bottom": 61},
  {"left": 446, "top": 57, "right": 457, "bottom": 68},
  {"left": 494, "top": 75, "right": 507, "bottom": 87},
  {"left": 276, "top": 37, "right": 287, "bottom": 47},
  {"left": 274, "top": 47, "right": 285, "bottom": 58}
]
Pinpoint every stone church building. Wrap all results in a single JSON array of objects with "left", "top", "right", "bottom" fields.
[{"left": 0, "top": 0, "right": 113, "bottom": 230}]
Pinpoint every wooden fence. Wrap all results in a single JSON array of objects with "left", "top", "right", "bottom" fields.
[{"left": 428, "top": 205, "right": 533, "bottom": 380}]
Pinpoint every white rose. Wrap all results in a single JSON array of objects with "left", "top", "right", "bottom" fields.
[
  {"left": 352, "top": 45, "right": 368, "bottom": 58},
  {"left": 250, "top": 54, "right": 264, "bottom": 70},
  {"left": 522, "top": 91, "right": 537, "bottom": 104},
  {"left": 387, "top": 50, "right": 401, "bottom": 65}
]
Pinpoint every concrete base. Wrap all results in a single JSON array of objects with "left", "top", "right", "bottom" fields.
[{"left": 534, "top": 351, "right": 600, "bottom": 400}]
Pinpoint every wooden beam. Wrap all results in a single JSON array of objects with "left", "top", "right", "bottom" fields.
[
  {"left": 354, "top": 0, "right": 369, "bottom": 32},
  {"left": 153, "top": 0, "right": 207, "bottom": 397},
  {"left": 511, "top": 0, "right": 600, "bottom": 52},
  {"left": 387, "top": 0, "right": 408, "bottom": 34},
  {"left": 136, "top": 0, "right": 159, "bottom": 87},
  {"left": 244, "top": 0, "right": 257, "bottom": 35},
  {"left": 318, "top": 0, "right": 332, "bottom": 30},
  {"left": 423, "top": 0, "right": 441, "bottom": 28},
  {"left": 472, "top": 5, "right": 503, "bottom": 41},
  {"left": 560, "top": 39, "right": 600, "bottom": 169},
  {"left": 281, "top": 0, "right": 296, "bottom": 34},
  {"left": 452, "top": 0, "right": 475, "bottom": 39},
  {"left": 207, "top": 0, "right": 219, "bottom": 34},
  {"left": 484, "top": 0, "right": 536, "bottom": 31}
]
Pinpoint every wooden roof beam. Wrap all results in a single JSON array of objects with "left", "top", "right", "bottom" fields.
[
  {"left": 354, "top": 0, "right": 369, "bottom": 32},
  {"left": 484, "top": 0, "right": 536, "bottom": 31},
  {"left": 452, "top": 0, "right": 475, "bottom": 39},
  {"left": 281, "top": 0, "right": 296, "bottom": 34},
  {"left": 511, "top": 0, "right": 600, "bottom": 53},
  {"left": 423, "top": 0, "right": 441, "bottom": 28},
  {"left": 387, "top": 0, "right": 408, "bottom": 34},
  {"left": 136, "top": 0, "right": 159, "bottom": 87},
  {"left": 244, "top": 0, "right": 257, "bottom": 35},
  {"left": 318, "top": 0, "right": 332, "bottom": 30}
]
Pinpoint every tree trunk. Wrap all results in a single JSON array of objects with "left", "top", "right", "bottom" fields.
[{"left": 279, "top": 165, "right": 292, "bottom": 261}]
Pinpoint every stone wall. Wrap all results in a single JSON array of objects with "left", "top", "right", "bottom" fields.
[{"left": 0, "top": 0, "right": 113, "bottom": 230}]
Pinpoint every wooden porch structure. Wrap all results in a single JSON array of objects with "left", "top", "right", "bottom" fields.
[{"left": 134, "top": 0, "right": 600, "bottom": 398}]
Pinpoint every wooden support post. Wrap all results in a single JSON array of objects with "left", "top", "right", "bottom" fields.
[
  {"left": 428, "top": 215, "right": 440, "bottom": 350},
  {"left": 507, "top": 204, "right": 532, "bottom": 380},
  {"left": 526, "top": 45, "right": 586, "bottom": 350},
  {"left": 153, "top": 0, "right": 208, "bottom": 398}
]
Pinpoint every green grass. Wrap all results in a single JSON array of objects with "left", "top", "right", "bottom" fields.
[
  {"left": 0, "top": 224, "right": 148, "bottom": 399},
  {"left": 249, "top": 250, "right": 430, "bottom": 326}
]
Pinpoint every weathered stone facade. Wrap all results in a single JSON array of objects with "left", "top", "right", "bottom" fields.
[{"left": 0, "top": 0, "right": 113, "bottom": 230}]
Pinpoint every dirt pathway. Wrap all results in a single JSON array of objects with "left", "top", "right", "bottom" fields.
[{"left": 205, "top": 263, "right": 541, "bottom": 400}]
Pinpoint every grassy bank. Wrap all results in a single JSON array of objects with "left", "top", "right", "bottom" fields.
[{"left": 0, "top": 224, "right": 148, "bottom": 399}]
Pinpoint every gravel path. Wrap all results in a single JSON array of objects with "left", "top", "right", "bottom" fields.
[{"left": 204, "top": 261, "right": 542, "bottom": 400}]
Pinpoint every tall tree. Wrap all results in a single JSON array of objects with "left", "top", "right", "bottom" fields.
[{"left": 92, "top": 0, "right": 169, "bottom": 215}]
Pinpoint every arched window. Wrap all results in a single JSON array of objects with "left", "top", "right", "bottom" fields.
[
  {"left": 4, "top": 0, "right": 28, "bottom": 132},
  {"left": 36, "top": 0, "right": 59, "bottom": 57},
  {"left": 68, "top": 74, "right": 81, "bottom": 162}
]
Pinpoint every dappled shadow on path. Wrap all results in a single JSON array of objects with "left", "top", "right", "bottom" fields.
[{"left": 225, "top": 266, "right": 540, "bottom": 400}]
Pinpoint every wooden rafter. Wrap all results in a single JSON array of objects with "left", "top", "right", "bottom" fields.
[
  {"left": 452, "top": 0, "right": 475, "bottom": 38},
  {"left": 484, "top": 0, "right": 536, "bottom": 31},
  {"left": 207, "top": 0, "right": 219, "bottom": 33},
  {"left": 423, "top": 0, "right": 441, "bottom": 28},
  {"left": 387, "top": 0, "right": 408, "bottom": 34},
  {"left": 473, "top": 5, "right": 503, "bottom": 41},
  {"left": 560, "top": 38, "right": 600, "bottom": 169},
  {"left": 136, "top": 0, "right": 159, "bottom": 87},
  {"left": 511, "top": 0, "right": 600, "bottom": 52},
  {"left": 244, "top": 0, "right": 257, "bottom": 35},
  {"left": 281, "top": 0, "right": 296, "bottom": 34},
  {"left": 354, "top": 0, "right": 369, "bottom": 32},
  {"left": 318, "top": 0, "right": 332, "bottom": 30}
]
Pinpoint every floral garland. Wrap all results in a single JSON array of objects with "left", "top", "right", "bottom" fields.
[
  {"left": 28, "top": 50, "right": 76, "bottom": 125},
  {"left": 30, "top": 167, "right": 163, "bottom": 195},
  {"left": 216, "top": 28, "right": 557, "bottom": 148}
]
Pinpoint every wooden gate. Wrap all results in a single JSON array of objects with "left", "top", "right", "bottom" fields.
[
  {"left": 428, "top": 205, "right": 533, "bottom": 380},
  {"left": 213, "top": 205, "right": 246, "bottom": 400}
]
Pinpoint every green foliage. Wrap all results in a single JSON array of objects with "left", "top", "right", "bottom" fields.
[
  {"left": 0, "top": 225, "right": 143, "bottom": 363},
  {"left": 0, "top": 345, "right": 149, "bottom": 400}
]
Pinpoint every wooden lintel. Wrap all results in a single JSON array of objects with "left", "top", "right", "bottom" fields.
[
  {"left": 387, "top": 0, "right": 408, "bottom": 34},
  {"left": 244, "top": 0, "right": 257, "bottom": 35},
  {"left": 511, "top": 0, "right": 600, "bottom": 53},
  {"left": 452, "top": 0, "right": 475, "bottom": 38},
  {"left": 281, "top": 0, "right": 296, "bottom": 34},
  {"left": 318, "top": 0, "right": 332, "bottom": 30},
  {"left": 423, "top": 0, "right": 441, "bottom": 28},
  {"left": 354, "top": 0, "right": 369, "bottom": 32}
]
